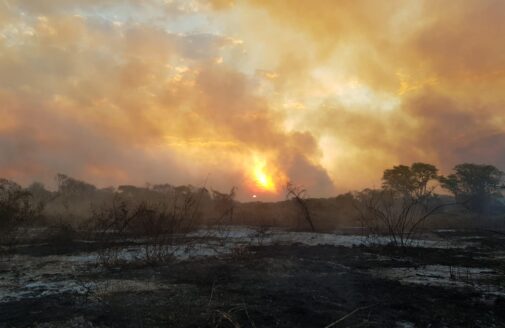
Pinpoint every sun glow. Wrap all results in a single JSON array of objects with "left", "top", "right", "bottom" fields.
[{"left": 251, "top": 156, "right": 277, "bottom": 193}]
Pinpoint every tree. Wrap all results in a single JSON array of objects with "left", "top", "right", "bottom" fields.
[
  {"left": 27, "top": 182, "right": 54, "bottom": 210},
  {"left": 212, "top": 187, "right": 237, "bottom": 223},
  {"left": 56, "top": 174, "right": 96, "bottom": 196},
  {"left": 383, "top": 163, "right": 439, "bottom": 197},
  {"left": 0, "top": 179, "right": 41, "bottom": 246},
  {"left": 440, "top": 163, "right": 504, "bottom": 213},
  {"left": 355, "top": 163, "right": 449, "bottom": 247},
  {"left": 286, "top": 182, "right": 315, "bottom": 232}
]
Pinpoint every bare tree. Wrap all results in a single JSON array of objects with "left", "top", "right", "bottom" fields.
[
  {"left": 211, "top": 187, "right": 237, "bottom": 225},
  {"left": 286, "top": 182, "right": 315, "bottom": 232}
]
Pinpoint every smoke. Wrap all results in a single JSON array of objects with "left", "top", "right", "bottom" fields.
[{"left": 1, "top": 0, "right": 504, "bottom": 199}]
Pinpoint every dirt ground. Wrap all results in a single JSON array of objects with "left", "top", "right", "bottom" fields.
[{"left": 1, "top": 229, "right": 505, "bottom": 328}]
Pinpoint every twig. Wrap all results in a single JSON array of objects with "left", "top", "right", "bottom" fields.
[
  {"left": 214, "top": 310, "right": 241, "bottom": 328},
  {"left": 324, "top": 305, "right": 373, "bottom": 328},
  {"left": 242, "top": 301, "right": 257, "bottom": 328},
  {"left": 208, "top": 279, "right": 216, "bottom": 306}
]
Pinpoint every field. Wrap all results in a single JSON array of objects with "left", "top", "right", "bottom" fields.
[{"left": 1, "top": 227, "right": 504, "bottom": 328}]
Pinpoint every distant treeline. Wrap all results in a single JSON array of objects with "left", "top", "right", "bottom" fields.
[{"left": 1, "top": 162, "right": 504, "bottom": 234}]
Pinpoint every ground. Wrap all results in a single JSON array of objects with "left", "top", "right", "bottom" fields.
[{"left": 1, "top": 228, "right": 504, "bottom": 328}]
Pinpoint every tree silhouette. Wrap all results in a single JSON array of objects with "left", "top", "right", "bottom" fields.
[{"left": 440, "top": 163, "right": 504, "bottom": 213}]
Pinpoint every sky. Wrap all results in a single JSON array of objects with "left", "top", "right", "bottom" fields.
[{"left": 1, "top": 0, "right": 504, "bottom": 200}]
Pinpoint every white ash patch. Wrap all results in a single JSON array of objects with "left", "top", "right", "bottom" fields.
[
  {"left": 0, "top": 274, "right": 169, "bottom": 303},
  {"left": 0, "top": 280, "right": 90, "bottom": 303},
  {"left": 371, "top": 265, "right": 505, "bottom": 296},
  {"left": 188, "top": 226, "right": 476, "bottom": 249},
  {"left": 396, "top": 321, "right": 416, "bottom": 328},
  {"left": 0, "top": 226, "right": 488, "bottom": 303},
  {"left": 90, "top": 279, "right": 168, "bottom": 297}
]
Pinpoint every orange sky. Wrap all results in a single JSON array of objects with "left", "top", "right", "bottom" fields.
[{"left": 1, "top": 0, "right": 504, "bottom": 200}]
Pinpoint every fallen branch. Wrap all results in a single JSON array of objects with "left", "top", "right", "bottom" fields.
[
  {"left": 324, "top": 305, "right": 373, "bottom": 328},
  {"left": 214, "top": 310, "right": 241, "bottom": 328},
  {"left": 208, "top": 279, "right": 216, "bottom": 306}
]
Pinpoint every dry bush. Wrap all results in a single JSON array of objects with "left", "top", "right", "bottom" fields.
[
  {"left": 200, "top": 188, "right": 237, "bottom": 244},
  {"left": 253, "top": 225, "right": 270, "bottom": 247},
  {"left": 353, "top": 163, "right": 462, "bottom": 247},
  {"left": 354, "top": 189, "right": 451, "bottom": 247},
  {"left": 233, "top": 201, "right": 291, "bottom": 228},
  {"left": 88, "top": 188, "right": 204, "bottom": 267},
  {"left": 42, "top": 221, "right": 79, "bottom": 246}
]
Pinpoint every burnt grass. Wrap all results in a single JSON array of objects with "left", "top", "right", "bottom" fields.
[{"left": 2, "top": 237, "right": 505, "bottom": 328}]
